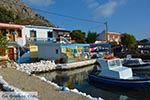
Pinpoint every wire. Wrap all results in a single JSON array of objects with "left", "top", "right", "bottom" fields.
[{"left": 32, "top": 7, "right": 105, "bottom": 24}]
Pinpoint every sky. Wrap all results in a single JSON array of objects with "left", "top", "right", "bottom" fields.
[{"left": 21, "top": 0, "right": 150, "bottom": 40}]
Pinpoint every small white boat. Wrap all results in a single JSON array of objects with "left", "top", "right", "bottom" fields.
[
  {"left": 88, "top": 56, "right": 150, "bottom": 90},
  {"left": 122, "top": 55, "right": 150, "bottom": 70}
]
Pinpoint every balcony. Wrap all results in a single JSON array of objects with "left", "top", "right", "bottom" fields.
[
  {"left": 26, "top": 38, "right": 55, "bottom": 44},
  {"left": 26, "top": 37, "right": 71, "bottom": 44}
]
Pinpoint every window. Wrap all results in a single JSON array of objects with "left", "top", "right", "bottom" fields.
[
  {"left": 116, "top": 60, "right": 121, "bottom": 66},
  {"left": 109, "top": 61, "right": 116, "bottom": 67},
  {"left": 10, "top": 29, "right": 16, "bottom": 35},
  {"left": 1, "top": 29, "right": 7, "bottom": 36},
  {"left": 48, "top": 31, "right": 53, "bottom": 38},
  {"left": 109, "top": 60, "right": 121, "bottom": 68},
  {"left": 107, "top": 35, "right": 110, "bottom": 40},
  {"left": 17, "top": 30, "right": 22, "bottom": 37},
  {"left": 30, "top": 30, "right": 36, "bottom": 37},
  {"left": 56, "top": 49, "right": 59, "bottom": 54}
]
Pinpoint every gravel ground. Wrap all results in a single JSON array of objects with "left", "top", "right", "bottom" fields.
[{"left": 0, "top": 68, "right": 91, "bottom": 100}]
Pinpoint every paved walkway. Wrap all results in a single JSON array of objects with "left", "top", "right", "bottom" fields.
[{"left": 0, "top": 68, "right": 91, "bottom": 100}]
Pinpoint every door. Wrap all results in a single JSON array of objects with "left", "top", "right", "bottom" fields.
[
  {"left": 30, "top": 30, "right": 37, "bottom": 41},
  {"left": 47, "top": 31, "right": 53, "bottom": 41},
  {"left": 8, "top": 48, "right": 14, "bottom": 60}
]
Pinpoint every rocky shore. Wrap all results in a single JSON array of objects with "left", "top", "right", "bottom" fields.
[
  {"left": 14, "top": 59, "right": 96, "bottom": 74},
  {"left": 15, "top": 60, "right": 56, "bottom": 74}
]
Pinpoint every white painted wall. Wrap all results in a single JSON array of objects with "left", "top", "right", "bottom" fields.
[
  {"left": 37, "top": 43, "right": 62, "bottom": 60},
  {"left": 22, "top": 26, "right": 52, "bottom": 39}
]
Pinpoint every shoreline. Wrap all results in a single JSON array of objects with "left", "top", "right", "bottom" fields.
[
  {"left": 0, "top": 61, "right": 102, "bottom": 100},
  {"left": 15, "top": 59, "right": 97, "bottom": 74}
]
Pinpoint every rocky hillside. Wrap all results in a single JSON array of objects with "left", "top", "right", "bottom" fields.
[{"left": 0, "top": 0, "right": 55, "bottom": 27}]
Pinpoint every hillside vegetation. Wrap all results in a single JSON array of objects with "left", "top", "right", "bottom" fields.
[{"left": 0, "top": 0, "right": 55, "bottom": 27}]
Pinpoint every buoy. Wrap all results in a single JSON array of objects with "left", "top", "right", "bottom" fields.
[
  {"left": 61, "top": 86, "right": 67, "bottom": 91},
  {"left": 104, "top": 55, "right": 115, "bottom": 60}
]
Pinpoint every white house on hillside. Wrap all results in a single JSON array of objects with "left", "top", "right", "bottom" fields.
[
  {"left": 22, "top": 25, "right": 53, "bottom": 44},
  {"left": 23, "top": 25, "right": 71, "bottom": 44}
]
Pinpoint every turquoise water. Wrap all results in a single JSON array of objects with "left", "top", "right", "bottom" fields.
[{"left": 38, "top": 65, "right": 150, "bottom": 100}]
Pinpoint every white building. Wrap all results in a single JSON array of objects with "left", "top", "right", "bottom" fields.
[
  {"left": 0, "top": 22, "right": 72, "bottom": 61},
  {"left": 23, "top": 25, "right": 71, "bottom": 44},
  {"left": 37, "top": 43, "right": 61, "bottom": 60},
  {"left": 36, "top": 42, "right": 90, "bottom": 62}
]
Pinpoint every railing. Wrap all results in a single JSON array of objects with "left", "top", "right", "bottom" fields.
[
  {"left": 26, "top": 37, "right": 71, "bottom": 44},
  {"left": 26, "top": 38, "right": 55, "bottom": 43}
]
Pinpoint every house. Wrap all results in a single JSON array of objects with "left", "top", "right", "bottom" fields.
[
  {"left": 36, "top": 42, "right": 90, "bottom": 63},
  {"left": 0, "top": 22, "right": 72, "bottom": 62},
  {"left": 0, "top": 22, "right": 24, "bottom": 60},
  {"left": 52, "top": 28, "right": 71, "bottom": 43},
  {"left": 24, "top": 25, "right": 71, "bottom": 44},
  {"left": 23, "top": 25, "right": 53, "bottom": 44},
  {"left": 22, "top": 25, "right": 71, "bottom": 61},
  {"left": 97, "top": 30, "right": 121, "bottom": 44},
  {"left": 0, "top": 22, "right": 24, "bottom": 42}
]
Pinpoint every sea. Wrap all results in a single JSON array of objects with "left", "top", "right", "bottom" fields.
[{"left": 37, "top": 65, "right": 150, "bottom": 100}]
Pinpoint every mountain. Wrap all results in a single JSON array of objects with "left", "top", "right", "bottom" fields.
[{"left": 0, "top": 0, "right": 55, "bottom": 27}]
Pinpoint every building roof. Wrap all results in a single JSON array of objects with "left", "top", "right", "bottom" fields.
[
  {"left": 52, "top": 28, "right": 70, "bottom": 32},
  {"left": 106, "top": 32, "right": 121, "bottom": 35},
  {"left": 0, "top": 22, "right": 24, "bottom": 29},
  {"left": 25, "top": 25, "right": 53, "bottom": 30}
]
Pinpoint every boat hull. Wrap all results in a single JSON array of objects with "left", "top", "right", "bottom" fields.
[
  {"left": 88, "top": 74, "right": 150, "bottom": 90},
  {"left": 123, "top": 63, "right": 150, "bottom": 67},
  {"left": 123, "top": 64, "right": 150, "bottom": 71}
]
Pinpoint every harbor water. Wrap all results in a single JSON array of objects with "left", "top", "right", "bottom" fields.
[{"left": 37, "top": 65, "right": 150, "bottom": 100}]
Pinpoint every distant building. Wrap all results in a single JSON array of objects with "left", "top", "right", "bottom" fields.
[{"left": 97, "top": 31, "right": 121, "bottom": 44}]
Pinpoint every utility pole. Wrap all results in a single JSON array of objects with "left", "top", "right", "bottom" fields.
[
  {"left": 104, "top": 21, "right": 108, "bottom": 42},
  {"left": 104, "top": 21, "right": 108, "bottom": 32}
]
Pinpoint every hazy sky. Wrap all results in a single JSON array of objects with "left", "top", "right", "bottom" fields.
[{"left": 21, "top": 0, "right": 150, "bottom": 40}]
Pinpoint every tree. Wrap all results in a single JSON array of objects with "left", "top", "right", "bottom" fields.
[
  {"left": 0, "top": 33, "right": 8, "bottom": 56},
  {"left": 110, "top": 41, "right": 118, "bottom": 47},
  {"left": 139, "top": 39, "right": 149, "bottom": 44},
  {"left": 86, "top": 31, "right": 97, "bottom": 43},
  {"left": 0, "top": 7, "right": 15, "bottom": 22},
  {"left": 70, "top": 30, "right": 86, "bottom": 43},
  {"left": 121, "top": 33, "right": 136, "bottom": 49}
]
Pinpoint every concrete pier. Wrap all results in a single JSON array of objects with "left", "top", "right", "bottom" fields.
[
  {"left": 56, "top": 59, "right": 96, "bottom": 70},
  {"left": 15, "top": 59, "right": 97, "bottom": 74}
]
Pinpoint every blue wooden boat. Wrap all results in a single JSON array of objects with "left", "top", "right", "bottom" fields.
[{"left": 88, "top": 56, "right": 150, "bottom": 90}]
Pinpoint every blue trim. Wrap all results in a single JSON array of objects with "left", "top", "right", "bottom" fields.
[
  {"left": 25, "top": 25, "right": 52, "bottom": 30},
  {"left": 11, "top": 31, "right": 16, "bottom": 35},
  {"left": 47, "top": 38, "right": 54, "bottom": 42},
  {"left": 61, "top": 44, "right": 90, "bottom": 48},
  {"left": 88, "top": 74, "right": 150, "bottom": 89}
]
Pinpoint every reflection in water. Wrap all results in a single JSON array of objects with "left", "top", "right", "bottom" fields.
[{"left": 37, "top": 65, "right": 150, "bottom": 100}]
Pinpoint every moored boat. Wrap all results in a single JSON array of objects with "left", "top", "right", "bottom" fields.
[
  {"left": 88, "top": 56, "right": 150, "bottom": 90},
  {"left": 123, "top": 58, "right": 150, "bottom": 67},
  {"left": 122, "top": 55, "right": 150, "bottom": 70}
]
